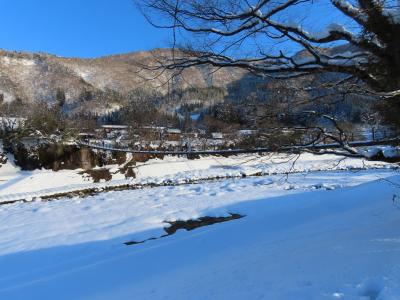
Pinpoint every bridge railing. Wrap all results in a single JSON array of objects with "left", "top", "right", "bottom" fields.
[{"left": 78, "top": 138, "right": 400, "bottom": 156}]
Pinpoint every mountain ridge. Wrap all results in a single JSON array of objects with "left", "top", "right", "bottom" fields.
[{"left": 0, "top": 48, "right": 249, "bottom": 107}]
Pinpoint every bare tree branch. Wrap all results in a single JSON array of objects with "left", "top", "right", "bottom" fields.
[{"left": 136, "top": 0, "right": 400, "bottom": 93}]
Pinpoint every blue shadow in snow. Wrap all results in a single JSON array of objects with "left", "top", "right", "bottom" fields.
[{"left": 0, "top": 176, "right": 396, "bottom": 300}]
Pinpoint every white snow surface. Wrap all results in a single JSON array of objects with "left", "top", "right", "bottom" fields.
[
  {"left": 0, "top": 152, "right": 394, "bottom": 202},
  {"left": 0, "top": 168, "right": 399, "bottom": 299},
  {"left": 359, "top": 146, "right": 400, "bottom": 159}
]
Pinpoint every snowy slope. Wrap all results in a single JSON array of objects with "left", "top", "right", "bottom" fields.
[{"left": 0, "top": 169, "right": 399, "bottom": 299}]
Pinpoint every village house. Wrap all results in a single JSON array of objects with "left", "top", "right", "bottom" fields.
[
  {"left": 101, "top": 125, "right": 129, "bottom": 139},
  {"left": 211, "top": 132, "right": 223, "bottom": 140},
  {"left": 166, "top": 128, "right": 182, "bottom": 141}
]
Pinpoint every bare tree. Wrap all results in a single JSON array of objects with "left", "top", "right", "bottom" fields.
[{"left": 137, "top": 0, "right": 400, "bottom": 98}]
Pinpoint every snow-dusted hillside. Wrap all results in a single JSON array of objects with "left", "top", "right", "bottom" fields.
[{"left": 0, "top": 49, "right": 246, "bottom": 105}]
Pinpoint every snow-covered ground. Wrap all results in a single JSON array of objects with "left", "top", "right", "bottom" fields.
[
  {"left": 0, "top": 168, "right": 399, "bottom": 299},
  {"left": 0, "top": 151, "right": 395, "bottom": 202},
  {"left": 1, "top": 149, "right": 399, "bottom": 299}
]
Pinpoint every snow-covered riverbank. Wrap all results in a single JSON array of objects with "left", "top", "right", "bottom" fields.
[
  {"left": 0, "top": 167, "right": 399, "bottom": 299},
  {"left": 0, "top": 151, "right": 395, "bottom": 203}
]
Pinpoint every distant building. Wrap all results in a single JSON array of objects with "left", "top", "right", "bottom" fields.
[
  {"left": 101, "top": 125, "right": 129, "bottom": 139},
  {"left": 101, "top": 125, "right": 129, "bottom": 133},
  {"left": 237, "top": 130, "right": 258, "bottom": 137},
  {"left": 166, "top": 129, "right": 182, "bottom": 141},
  {"left": 77, "top": 133, "right": 96, "bottom": 142},
  {"left": 167, "top": 128, "right": 182, "bottom": 134},
  {"left": 211, "top": 132, "right": 223, "bottom": 140},
  {"left": 141, "top": 126, "right": 165, "bottom": 139}
]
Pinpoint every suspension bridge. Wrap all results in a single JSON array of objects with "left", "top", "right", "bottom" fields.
[{"left": 78, "top": 138, "right": 400, "bottom": 156}]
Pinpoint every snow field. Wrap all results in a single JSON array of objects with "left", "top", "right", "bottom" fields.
[{"left": 0, "top": 169, "right": 399, "bottom": 299}]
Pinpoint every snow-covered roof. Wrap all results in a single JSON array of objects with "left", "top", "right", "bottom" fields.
[
  {"left": 102, "top": 125, "right": 129, "bottom": 130},
  {"left": 237, "top": 130, "right": 257, "bottom": 136},
  {"left": 142, "top": 126, "right": 166, "bottom": 130},
  {"left": 212, "top": 132, "right": 223, "bottom": 139},
  {"left": 167, "top": 129, "right": 182, "bottom": 134}
]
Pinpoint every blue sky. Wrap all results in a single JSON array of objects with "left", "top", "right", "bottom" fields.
[
  {"left": 0, "top": 0, "right": 358, "bottom": 59},
  {"left": 0, "top": 0, "right": 170, "bottom": 58}
]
